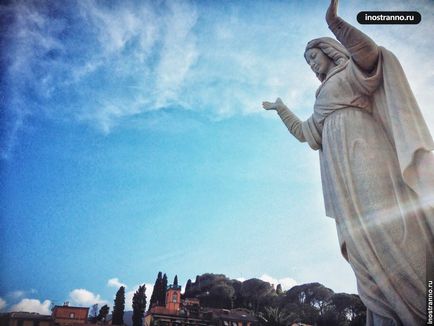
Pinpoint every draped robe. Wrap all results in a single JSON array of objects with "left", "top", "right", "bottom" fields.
[{"left": 278, "top": 17, "right": 434, "bottom": 325}]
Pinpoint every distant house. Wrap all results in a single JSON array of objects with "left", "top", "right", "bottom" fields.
[
  {"left": 201, "top": 308, "right": 256, "bottom": 326},
  {"left": 144, "top": 284, "right": 257, "bottom": 326},
  {"left": 0, "top": 312, "right": 53, "bottom": 326},
  {"left": 51, "top": 304, "right": 89, "bottom": 326}
]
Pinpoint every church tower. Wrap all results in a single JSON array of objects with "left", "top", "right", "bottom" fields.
[{"left": 165, "top": 275, "right": 181, "bottom": 313}]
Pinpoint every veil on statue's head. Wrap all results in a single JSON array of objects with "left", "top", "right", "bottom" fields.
[{"left": 305, "top": 37, "right": 350, "bottom": 81}]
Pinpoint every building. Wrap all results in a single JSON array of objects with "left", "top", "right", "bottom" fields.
[
  {"left": 0, "top": 312, "right": 53, "bottom": 326},
  {"left": 144, "top": 285, "right": 257, "bottom": 326},
  {"left": 145, "top": 285, "right": 207, "bottom": 326},
  {"left": 202, "top": 308, "right": 256, "bottom": 326},
  {"left": 51, "top": 304, "right": 89, "bottom": 326}
]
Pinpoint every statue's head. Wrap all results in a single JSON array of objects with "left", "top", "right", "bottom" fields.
[{"left": 304, "top": 37, "right": 350, "bottom": 81}]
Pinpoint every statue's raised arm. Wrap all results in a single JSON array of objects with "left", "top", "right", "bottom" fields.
[
  {"left": 324, "top": 0, "right": 379, "bottom": 71},
  {"left": 325, "top": 0, "right": 338, "bottom": 25}
]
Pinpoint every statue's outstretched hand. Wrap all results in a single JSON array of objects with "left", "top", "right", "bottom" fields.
[
  {"left": 262, "top": 97, "right": 285, "bottom": 111},
  {"left": 326, "top": 0, "right": 339, "bottom": 24}
]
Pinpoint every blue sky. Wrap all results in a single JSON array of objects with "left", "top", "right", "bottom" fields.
[{"left": 1, "top": 0, "right": 434, "bottom": 314}]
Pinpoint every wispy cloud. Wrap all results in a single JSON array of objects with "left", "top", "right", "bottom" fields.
[
  {"left": 2, "top": 0, "right": 433, "bottom": 158},
  {"left": 153, "top": 1, "right": 198, "bottom": 108},
  {"left": 2, "top": 0, "right": 199, "bottom": 155},
  {"left": 9, "top": 299, "right": 51, "bottom": 314}
]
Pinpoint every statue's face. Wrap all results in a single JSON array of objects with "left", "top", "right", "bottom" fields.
[{"left": 305, "top": 48, "right": 333, "bottom": 77}]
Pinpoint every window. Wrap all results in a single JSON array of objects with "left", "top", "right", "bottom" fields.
[
  {"left": 172, "top": 293, "right": 177, "bottom": 303},
  {"left": 69, "top": 313, "right": 75, "bottom": 319}
]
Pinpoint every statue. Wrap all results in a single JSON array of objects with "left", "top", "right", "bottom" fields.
[{"left": 262, "top": 0, "right": 434, "bottom": 324}]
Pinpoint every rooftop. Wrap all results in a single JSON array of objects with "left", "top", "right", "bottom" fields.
[{"left": 0, "top": 312, "right": 52, "bottom": 320}]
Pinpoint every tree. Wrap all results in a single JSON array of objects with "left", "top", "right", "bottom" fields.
[
  {"left": 284, "top": 282, "right": 333, "bottom": 311},
  {"left": 161, "top": 273, "right": 168, "bottom": 305},
  {"left": 258, "top": 307, "right": 290, "bottom": 326},
  {"left": 198, "top": 283, "right": 235, "bottom": 309},
  {"left": 276, "top": 284, "right": 283, "bottom": 296},
  {"left": 316, "top": 310, "right": 339, "bottom": 326},
  {"left": 187, "top": 274, "right": 237, "bottom": 308},
  {"left": 327, "top": 293, "right": 366, "bottom": 325},
  {"left": 149, "top": 272, "right": 162, "bottom": 309},
  {"left": 173, "top": 275, "right": 178, "bottom": 288},
  {"left": 97, "top": 305, "right": 110, "bottom": 323},
  {"left": 112, "top": 286, "right": 125, "bottom": 325},
  {"left": 184, "top": 279, "right": 192, "bottom": 298},
  {"left": 132, "top": 285, "right": 147, "bottom": 326},
  {"left": 240, "top": 278, "right": 275, "bottom": 313}
]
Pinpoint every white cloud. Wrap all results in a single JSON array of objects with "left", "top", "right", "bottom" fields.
[
  {"left": 69, "top": 289, "right": 108, "bottom": 307},
  {"left": 3, "top": 0, "right": 433, "bottom": 158},
  {"left": 78, "top": 0, "right": 158, "bottom": 55},
  {"left": 124, "top": 289, "right": 135, "bottom": 311},
  {"left": 154, "top": 1, "right": 198, "bottom": 108},
  {"left": 107, "top": 278, "right": 127, "bottom": 289},
  {"left": 9, "top": 299, "right": 51, "bottom": 314},
  {"left": 276, "top": 277, "right": 299, "bottom": 291},
  {"left": 259, "top": 274, "right": 297, "bottom": 291},
  {"left": 0, "top": 298, "right": 6, "bottom": 311},
  {"left": 235, "top": 274, "right": 297, "bottom": 291}
]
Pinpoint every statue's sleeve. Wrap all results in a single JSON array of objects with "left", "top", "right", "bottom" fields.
[
  {"left": 346, "top": 53, "right": 383, "bottom": 96},
  {"left": 276, "top": 106, "right": 306, "bottom": 143},
  {"left": 328, "top": 17, "right": 379, "bottom": 72},
  {"left": 301, "top": 115, "right": 322, "bottom": 150}
]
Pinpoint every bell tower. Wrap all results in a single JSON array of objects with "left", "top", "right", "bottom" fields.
[{"left": 165, "top": 284, "right": 181, "bottom": 313}]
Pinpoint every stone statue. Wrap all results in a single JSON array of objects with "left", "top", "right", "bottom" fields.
[{"left": 263, "top": 0, "right": 434, "bottom": 324}]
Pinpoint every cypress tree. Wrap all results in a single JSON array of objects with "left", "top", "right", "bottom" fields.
[
  {"left": 97, "top": 305, "right": 110, "bottom": 323},
  {"left": 184, "top": 279, "right": 192, "bottom": 298},
  {"left": 173, "top": 275, "right": 178, "bottom": 288},
  {"left": 161, "top": 273, "right": 168, "bottom": 305},
  {"left": 132, "top": 285, "right": 147, "bottom": 326},
  {"left": 112, "top": 286, "right": 125, "bottom": 325},
  {"left": 149, "top": 272, "right": 162, "bottom": 309}
]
